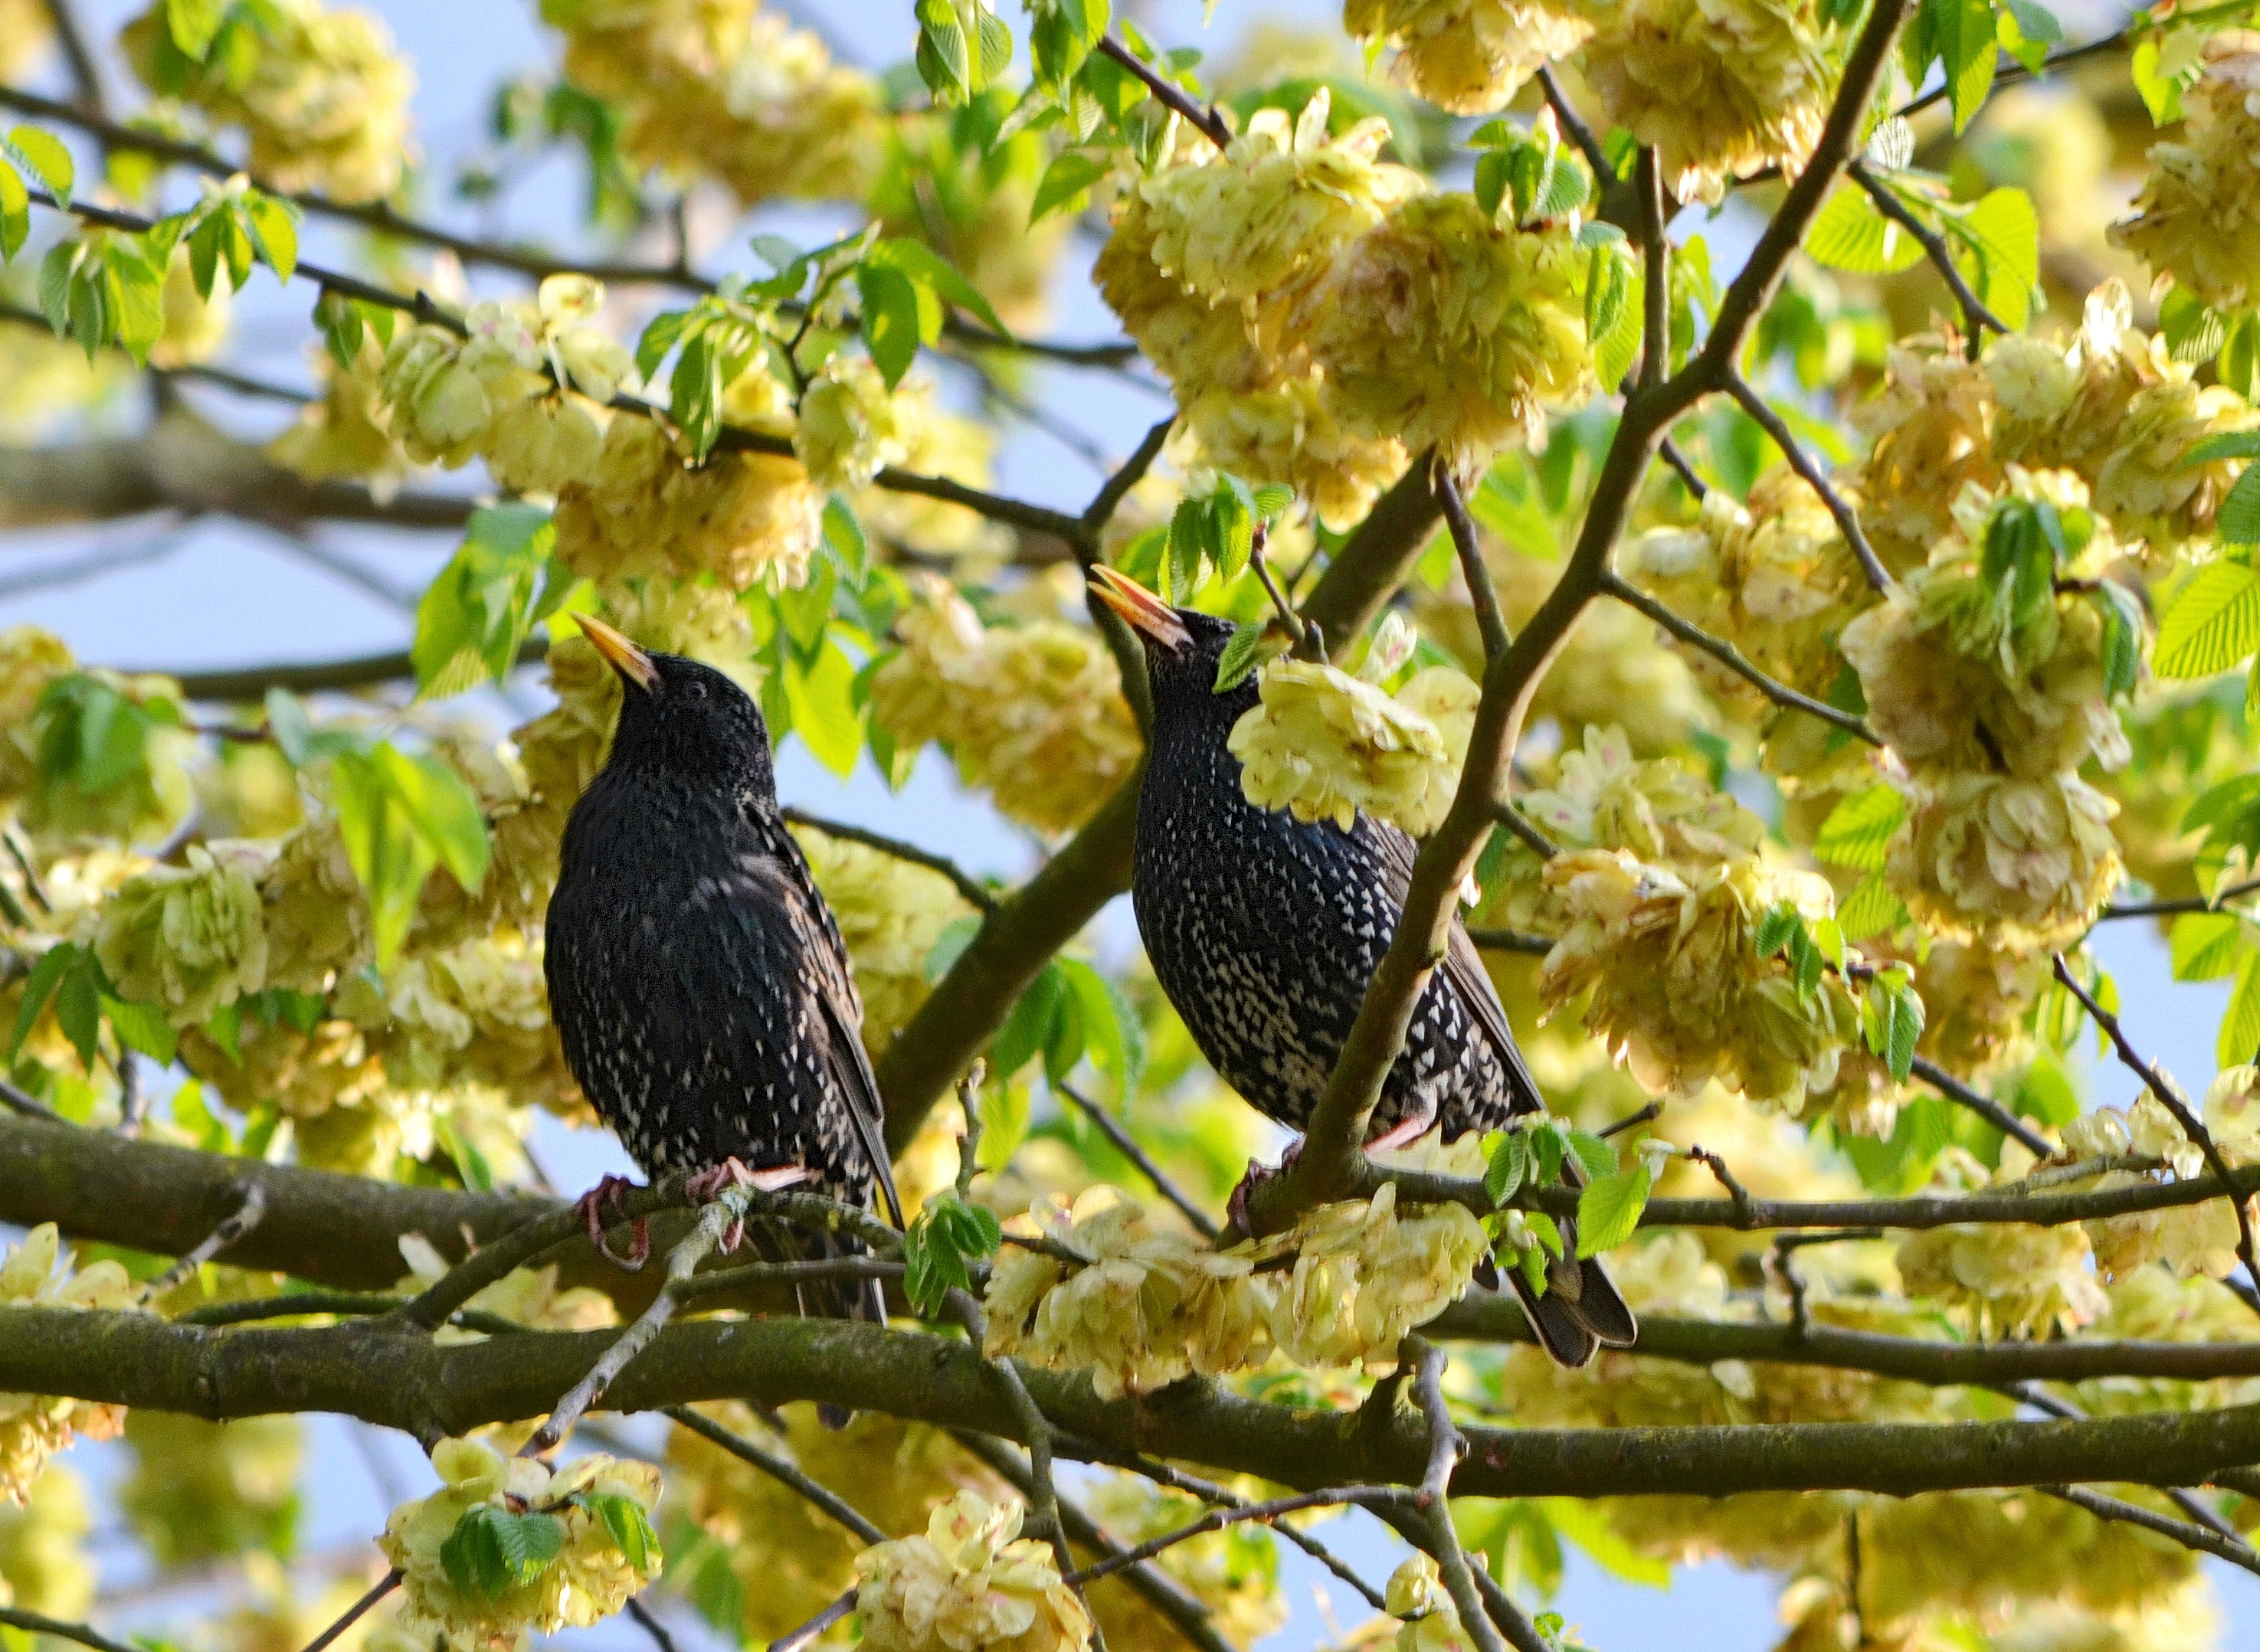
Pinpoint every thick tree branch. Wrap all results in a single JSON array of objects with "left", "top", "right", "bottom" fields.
[{"left": 22, "top": 1307, "right": 2260, "bottom": 1500}]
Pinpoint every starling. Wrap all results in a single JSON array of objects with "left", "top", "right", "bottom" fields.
[
  {"left": 1090, "top": 568, "right": 1636, "bottom": 1366},
  {"left": 545, "top": 617, "right": 902, "bottom": 1323}
]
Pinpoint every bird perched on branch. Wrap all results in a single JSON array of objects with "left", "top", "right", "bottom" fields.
[
  {"left": 1089, "top": 567, "right": 1635, "bottom": 1366},
  {"left": 545, "top": 616, "right": 902, "bottom": 1323}
]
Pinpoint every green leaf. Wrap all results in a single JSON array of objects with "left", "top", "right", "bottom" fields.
[
  {"left": 977, "top": 1078, "right": 1030, "bottom": 1170},
  {"left": 1862, "top": 972, "right": 1925, "bottom": 1083},
  {"left": 2156, "top": 562, "right": 2260, "bottom": 677},
  {"left": 991, "top": 963, "right": 1065, "bottom": 1079},
  {"left": 1539, "top": 1499, "right": 1671, "bottom": 1589},
  {"left": 2011, "top": 1050, "right": 2081, "bottom": 1127},
  {"left": 1754, "top": 901, "right": 1803, "bottom": 957},
  {"left": 591, "top": 1494, "right": 658, "bottom": 1574},
  {"left": 413, "top": 504, "right": 557, "bottom": 697},
  {"left": 902, "top": 1191, "right": 1000, "bottom": 1316},
  {"left": 784, "top": 642, "right": 864, "bottom": 779},
  {"left": 440, "top": 1507, "right": 565, "bottom": 1601},
  {"left": 1483, "top": 1130, "right": 1530, "bottom": 1205},
  {"left": 1805, "top": 186, "right": 1926, "bottom": 276},
  {"left": 1814, "top": 787, "right": 1906, "bottom": 871},
  {"left": 868, "top": 237, "right": 1010, "bottom": 339},
  {"left": 2219, "top": 467, "right": 2260, "bottom": 545},
  {"left": 3, "top": 128, "right": 71, "bottom": 210},
  {"left": 332, "top": 745, "right": 490, "bottom": 967},
  {"left": 241, "top": 192, "right": 300, "bottom": 285},
  {"left": 100, "top": 993, "right": 178, "bottom": 1065},
  {"left": 1947, "top": 187, "right": 2039, "bottom": 332},
  {"left": 9, "top": 944, "right": 78, "bottom": 1062},
  {"left": 165, "top": 0, "right": 226, "bottom": 60},
  {"left": 2171, "top": 911, "right": 2245, "bottom": 981},
  {"left": 822, "top": 496, "right": 869, "bottom": 579},
  {"left": 54, "top": 960, "right": 100, "bottom": 1071},
  {"left": 0, "top": 160, "right": 25, "bottom": 263},
  {"left": 2225, "top": 952, "right": 2260, "bottom": 1069},
  {"left": 1836, "top": 872, "right": 1905, "bottom": 941},
  {"left": 1574, "top": 1166, "right": 1651, "bottom": 1257},
  {"left": 1214, "top": 620, "right": 1267, "bottom": 694},
  {"left": 1057, "top": 957, "right": 1141, "bottom": 1090},
  {"left": 857, "top": 263, "right": 924, "bottom": 390},
  {"left": 1564, "top": 1129, "right": 1619, "bottom": 1182}
]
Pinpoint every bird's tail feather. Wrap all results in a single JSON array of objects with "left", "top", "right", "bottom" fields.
[
  {"left": 1478, "top": 1158, "right": 1639, "bottom": 1368},
  {"left": 746, "top": 1218, "right": 886, "bottom": 1428}
]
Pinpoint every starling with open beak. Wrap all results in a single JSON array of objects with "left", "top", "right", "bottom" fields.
[
  {"left": 1089, "top": 567, "right": 1635, "bottom": 1366},
  {"left": 545, "top": 617, "right": 903, "bottom": 1324}
]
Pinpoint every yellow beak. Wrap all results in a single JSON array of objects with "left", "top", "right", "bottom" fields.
[
  {"left": 576, "top": 614, "right": 660, "bottom": 692},
  {"left": 1088, "top": 564, "right": 1194, "bottom": 650}
]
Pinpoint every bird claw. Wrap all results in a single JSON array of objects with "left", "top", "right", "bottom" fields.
[
  {"left": 1363, "top": 1097, "right": 1440, "bottom": 1157},
  {"left": 684, "top": 1158, "right": 813, "bottom": 1252},
  {"left": 575, "top": 1175, "right": 650, "bottom": 1271}
]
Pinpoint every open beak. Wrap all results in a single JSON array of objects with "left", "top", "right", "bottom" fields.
[
  {"left": 1088, "top": 565, "right": 1194, "bottom": 651},
  {"left": 576, "top": 614, "right": 660, "bottom": 692}
]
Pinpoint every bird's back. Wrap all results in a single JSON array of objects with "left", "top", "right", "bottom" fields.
[
  {"left": 1130, "top": 691, "right": 1524, "bottom": 1140},
  {"left": 546, "top": 761, "right": 880, "bottom": 1209}
]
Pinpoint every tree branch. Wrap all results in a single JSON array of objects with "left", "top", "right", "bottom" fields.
[
  {"left": 1847, "top": 161, "right": 2009, "bottom": 350},
  {"left": 1600, "top": 570, "right": 1880, "bottom": 742},
  {"left": 1723, "top": 375, "right": 1893, "bottom": 591},
  {"left": 1092, "top": 37, "right": 1232, "bottom": 150},
  {"left": 1909, "top": 1055, "right": 2055, "bottom": 1158}
]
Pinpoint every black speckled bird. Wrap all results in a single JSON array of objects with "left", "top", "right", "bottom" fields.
[
  {"left": 545, "top": 617, "right": 902, "bottom": 1321},
  {"left": 1091, "top": 567, "right": 1636, "bottom": 1366}
]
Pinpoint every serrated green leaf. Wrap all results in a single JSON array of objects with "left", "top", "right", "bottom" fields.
[
  {"left": 1214, "top": 620, "right": 1266, "bottom": 693},
  {"left": 2219, "top": 467, "right": 2260, "bottom": 545},
  {"left": 1754, "top": 901, "right": 1803, "bottom": 957},
  {"left": 2224, "top": 951, "right": 2260, "bottom": 1069},
  {"left": 784, "top": 642, "right": 863, "bottom": 780},
  {"left": 1805, "top": 186, "right": 1927, "bottom": 276},
  {"left": 2170, "top": 910, "right": 2245, "bottom": 981},
  {"left": 592, "top": 1495, "right": 657, "bottom": 1574},
  {"left": 868, "top": 236, "right": 1010, "bottom": 339},
  {"left": 1564, "top": 1129, "right": 1619, "bottom": 1181},
  {"left": 1815, "top": 787, "right": 1906, "bottom": 871},
  {"left": 165, "top": 0, "right": 226, "bottom": 60},
  {"left": 9, "top": 944, "right": 77, "bottom": 1062},
  {"left": 1836, "top": 872, "right": 1905, "bottom": 942},
  {"left": 1484, "top": 1130, "right": 1529, "bottom": 1205},
  {"left": 1575, "top": 1166, "right": 1650, "bottom": 1257},
  {"left": 1947, "top": 187, "right": 2039, "bottom": 331},
  {"left": 857, "top": 263, "right": 924, "bottom": 389},
  {"left": 991, "top": 963, "right": 1065, "bottom": 1079},
  {"left": 3, "top": 128, "right": 71, "bottom": 209},
  {"left": 100, "top": 993, "right": 178, "bottom": 1065},
  {"left": 2156, "top": 562, "right": 2260, "bottom": 677},
  {"left": 242, "top": 192, "right": 299, "bottom": 284}
]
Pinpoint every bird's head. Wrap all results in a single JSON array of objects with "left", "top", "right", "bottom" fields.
[
  {"left": 1087, "top": 566, "right": 1246, "bottom": 715},
  {"left": 579, "top": 616, "right": 775, "bottom": 790}
]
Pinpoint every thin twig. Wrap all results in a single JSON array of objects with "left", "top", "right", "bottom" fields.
[
  {"left": 1895, "top": 28, "right": 2134, "bottom": 119},
  {"left": 1995, "top": 1383, "right": 2251, "bottom": 1545},
  {"left": 1908, "top": 1056, "right": 2055, "bottom": 1157},
  {"left": 139, "top": 1183, "right": 267, "bottom": 1302},
  {"left": 1094, "top": 36, "right": 1232, "bottom": 149},
  {"left": 2052, "top": 954, "right": 2260, "bottom": 1321},
  {"left": 2044, "top": 1484, "right": 2260, "bottom": 1576},
  {"left": 781, "top": 807, "right": 996, "bottom": 911},
  {"left": 768, "top": 1588, "right": 855, "bottom": 1652},
  {"left": 1489, "top": 800, "right": 1560, "bottom": 861},
  {"left": 1064, "top": 1489, "right": 1396, "bottom": 1585},
  {"left": 1081, "top": 417, "right": 1178, "bottom": 541},
  {"left": 0, "top": 1077, "right": 57, "bottom": 1119},
  {"left": 0, "top": 1606, "right": 141, "bottom": 1652},
  {"left": 2098, "top": 875, "right": 2260, "bottom": 921},
  {"left": 663, "top": 1405, "right": 886, "bottom": 1543},
  {"left": 1600, "top": 571, "right": 1881, "bottom": 741},
  {"left": 1657, "top": 436, "right": 1708, "bottom": 499},
  {"left": 626, "top": 1598, "right": 682, "bottom": 1652},
  {"left": 1404, "top": 1340, "right": 1521, "bottom": 1652},
  {"left": 1436, "top": 466, "right": 1511, "bottom": 662},
  {"left": 1847, "top": 162, "right": 2010, "bottom": 352},
  {"left": 1724, "top": 375, "right": 1893, "bottom": 592},
  {"left": 1054, "top": 1079, "right": 1219, "bottom": 1239},
  {"left": 526, "top": 1192, "right": 744, "bottom": 1454},
  {"left": 1535, "top": 67, "right": 1610, "bottom": 178},
  {"left": 293, "top": 1571, "right": 400, "bottom": 1652},
  {"left": 1685, "top": 1143, "right": 1754, "bottom": 1224},
  {"left": 1463, "top": 927, "right": 1554, "bottom": 957}
]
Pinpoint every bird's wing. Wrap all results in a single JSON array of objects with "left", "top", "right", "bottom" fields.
[
  {"left": 1365, "top": 819, "right": 1544, "bottom": 1117},
  {"left": 748, "top": 817, "right": 906, "bottom": 1230}
]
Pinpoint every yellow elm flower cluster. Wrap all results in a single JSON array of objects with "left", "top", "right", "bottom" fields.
[
  {"left": 377, "top": 277, "right": 635, "bottom": 495},
  {"left": 796, "top": 358, "right": 925, "bottom": 494},
  {"left": 0, "top": 1226, "right": 135, "bottom": 1505},
  {"left": 982, "top": 1188, "right": 1277, "bottom": 1400},
  {"left": 1895, "top": 1221, "right": 2108, "bottom": 1338},
  {"left": 2073, "top": 1267, "right": 2260, "bottom": 1420},
  {"left": 92, "top": 842, "right": 270, "bottom": 1026},
  {"left": 120, "top": 0, "right": 415, "bottom": 203},
  {"left": 121, "top": 1413, "right": 303, "bottom": 1566},
  {"left": 1538, "top": 847, "right": 1862, "bottom": 1111},
  {"left": 1227, "top": 657, "right": 1478, "bottom": 837},
  {"left": 372, "top": 935, "right": 583, "bottom": 1119},
  {"left": 555, "top": 416, "right": 822, "bottom": 594},
  {"left": 2069, "top": 1071, "right": 2260, "bottom": 1284},
  {"left": 668, "top": 1402, "right": 1013, "bottom": 1646},
  {"left": 2111, "top": 31, "right": 2260, "bottom": 312},
  {"left": 1099, "top": 93, "right": 1418, "bottom": 526},
  {"left": 269, "top": 340, "right": 410, "bottom": 496},
  {"left": 259, "top": 809, "right": 370, "bottom": 993},
  {"left": 1385, "top": 1555, "right": 1474, "bottom": 1652},
  {"left": 1888, "top": 769, "right": 2121, "bottom": 950},
  {"left": 984, "top": 1183, "right": 1489, "bottom": 1391},
  {"left": 1852, "top": 286, "right": 2256, "bottom": 562},
  {"left": 870, "top": 577, "right": 1141, "bottom": 834},
  {"left": 378, "top": 1438, "right": 661, "bottom": 1651},
  {"left": 1519, "top": 725, "right": 1766, "bottom": 875},
  {"left": 0, "top": 1466, "right": 95, "bottom": 1622},
  {"left": 1343, "top": 0, "right": 1593, "bottom": 113},
  {"left": 789, "top": 826, "right": 976, "bottom": 1057},
  {"left": 152, "top": 250, "right": 233, "bottom": 370},
  {"left": 853, "top": 1491, "right": 1093, "bottom": 1652},
  {"left": 1305, "top": 191, "right": 1592, "bottom": 480},
  {"left": 1577, "top": 0, "right": 1836, "bottom": 204},
  {"left": 0, "top": 630, "right": 192, "bottom": 849},
  {"left": 394, "top": 1238, "right": 615, "bottom": 1344},
  {"left": 872, "top": 116, "right": 1066, "bottom": 335},
  {"left": 550, "top": 0, "right": 886, "bottom": 208},
  {"left": 0, "top": 0, "right": 52, "bottom": 82}
]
